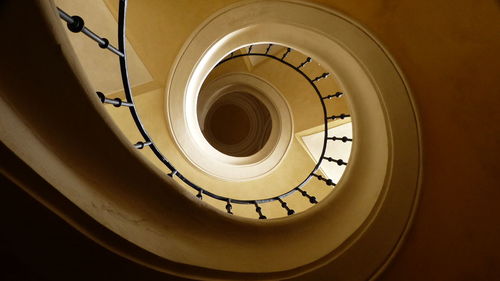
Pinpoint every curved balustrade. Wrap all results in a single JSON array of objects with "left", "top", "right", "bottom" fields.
[{"left": 57, "top": 0, "right": 352, "bottom": 219}]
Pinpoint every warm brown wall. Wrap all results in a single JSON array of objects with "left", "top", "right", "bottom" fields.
[{"left": 304, "top": 0, "right": 499, "bottom": 280}]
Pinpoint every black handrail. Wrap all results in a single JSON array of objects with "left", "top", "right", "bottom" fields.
[{"left": 57, "top": 1, "right": 352, "bottom": 219}]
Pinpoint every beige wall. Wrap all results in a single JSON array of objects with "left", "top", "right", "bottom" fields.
[{"left": 104, "top": 0, "right": 241, "bottom": 85}]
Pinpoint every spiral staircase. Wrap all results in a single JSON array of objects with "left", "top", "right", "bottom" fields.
[{"left": 2, "top": 0, "right": 499, "bottom": 280}]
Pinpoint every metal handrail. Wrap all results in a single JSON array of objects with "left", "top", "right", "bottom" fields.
[{"left": 57, "top": 0, "right": 352, "bottom": 219}]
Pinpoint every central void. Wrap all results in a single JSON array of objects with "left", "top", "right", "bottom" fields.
[
  {"left": 169, "top": 71, "right": 293, "bottom": 181},
  {"left": 199, "top": 91, "right": 272, "bottom": 157}
]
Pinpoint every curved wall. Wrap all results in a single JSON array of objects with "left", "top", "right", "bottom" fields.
[{"left": 1, "top": 0, "right": 499, "bottom": 280}]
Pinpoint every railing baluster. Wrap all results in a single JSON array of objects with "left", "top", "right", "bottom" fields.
[
  {"left": 277, "top": 198, "right": 295, "bottom": 215},
  {"left": 297, "top": 57, "right": 312, "bottom": 69},
  {"left": 312, "top": 173, "right": 336, "bottom": 186},
  {"left": 312, "top": 72, "right": 330, "bottom": 83},
  {"left": 226, "top": 199, "right": 233, "bottom": 215},
  {"left": 167, "top": 170, "right": 178, "bottom": 178},
  {"left": 96, "top": 92, "right": 133, "bottom": 107},
  {"left": 297, "top": 188, "right": 318, "bottom": 204},
  {"left": 281, "top": 48, "right": 292, "bottom": 60},
  {"left": 134, "top": 141, "right": 152, "bottom": 149},
  {"left": 327, "top": 136, "right": 352, "bottom": 142},
  {"left": 196, "top": 189, "right": 203, "bottom": 200},
  {"left": 248, "top": 45, "right": 253, "bottom": 54},
  {"left": 254, "top": 202, "right": 267, "bottom": 219},
  {"left": 323, "top": 157, "right": 347, "bottom": 166},
  {"left": 57, "top": 8, "right": 124, "bottom": 57},
  {"left": 322, "top": 92, "right": 344, "bottom": 99},
  {"left": 327, "top": 113, "right": 350, "bottom": 120},
  {"left": 265, "top": 44, "right": 273, "bottom": 55}
]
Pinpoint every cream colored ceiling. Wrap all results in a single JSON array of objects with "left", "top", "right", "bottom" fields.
[{"left": 54, "top": 0, "right": 152, "bottom": 95}]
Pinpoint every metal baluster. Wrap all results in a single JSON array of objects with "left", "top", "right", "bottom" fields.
[
  {"left": 278, "top": 198, "right": 295, "bottom": 215},
  {"left": 265, "top": 44, "right": 273, "bottom": 55},
  {"left": 323, "top": 157, "right": 347, "bottom": 166},
  {"left": 297, "top": 188, "right": 318, "bottom": 204},
  {"left": 96, "top": 92, "right": 133, "bottom": 107},
  {"left": 248, "top": 45, "right": 253, "bottom": 54},
  {"left": 167, "top": 170, "right": 178, "bottom": 178},
  {"left": 312, "top": 72, "right": 330, "bottom": 83},
  {"left": 311, "top": 173, "right": 336, "bottom": 186},
  {"left": 281, "top": 48, "right": 292, "bottom": 60},
  {"left": 226, "top": 199, "right": 233, "bottom": 215},
  {"left": 327, "top": 113, "right": 350, "bottom": 120},
  {"left": 327, "top": 136, "right": 352, "bottom": 142},
  {"left": 297, "top": 57, "right": 312, "bottom": 69},
  {"left": 322, "top": 92, "right": 344, "bottom": 99},
  {"left": 196, "top": 189, "right": 203, "bottom": 200},
  {"left": 254, "top": 202, "right": 267, "bottom": 219},
  {"left": 134, "top": 141, "right": 152, "bottom": 149}
]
